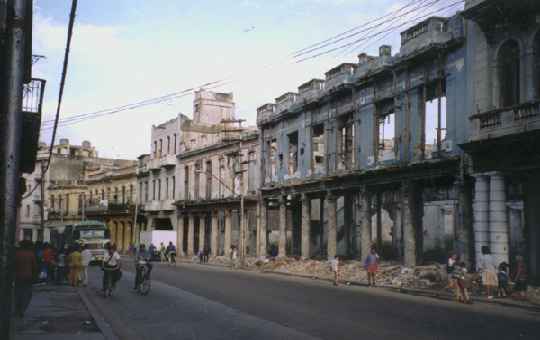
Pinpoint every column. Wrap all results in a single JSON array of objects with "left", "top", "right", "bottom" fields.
[
  {"left": 327, "top": 192, "right": 337, "bottom": 259},
  {"left": 489, "top": 172, "right": 509, "bottom": 265},
  {"left": 473, "top": 174, "right": 489, "bottom": 264},
  {"left": 224, "top": 209, "right": 232, "bottom": 257},
  {"left": 176, "top": 215, "right": 185, "bottom": 256},
  {"left": 199, "top": 215, "right": 206, "bottom": 252},
  {"left": 456, "top": 179, "right": 473, "bottom": 265},
  {"left": 301, "top": 194, "right": 311, "bottom": 259},
  {"left": 211, "top": 211, "right": 219, "bottom": 257},
  {"left": 278, "top": 196, "right": 287, "bottom": 257},
  {"left": 402, "top": 182, "right": 417, "bottom": 267},
  {"left": 258, "top": 200, "right": 267, "bottom": 257},
  {"left": 360, "top": 190, "right": 372, "bottom": 260},
  {"left": 187, "top": 214, "right": 194, "bottom": 256}
]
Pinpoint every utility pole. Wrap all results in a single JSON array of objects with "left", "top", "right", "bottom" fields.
[
  {"left": 40, "top": 161, "right": 45, "bottom": 239},
  {"left": 0, "top": 0, "right": 29, "bottom": 338}
]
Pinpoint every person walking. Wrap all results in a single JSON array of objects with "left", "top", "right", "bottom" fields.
[
  {"left": 159, "top": 242, "right": 167, "bottom": 262},
  {"left": 479, "top": 246, "right": 498, "bottom": 299},
  {"left": 364, "top": 247, "right": 380, "bottom": 287},
  {"left": 512, "top": 255, "right": 528, "bottom": 300},
  {"left": 497, "top": 261, "right": 510, "bottom": 298},
  {"left": 102, "top": 243, "right": 121, "bottom": 296},
  {"left": 42, "top": 243, "right": 56, "bottom": 284},
  {"left": 56, "top": 247, "right": 67, "bottom": 285},
  {"left": 14, "top": 240, "right": 38, "bottom": 318},
  {"left": 453, "top": 260, "right": 471, "bottom": 304},
  {"left": 80, "top": 244, "right": 93, "bottom": 286},
  {"left": 134, "top": 244, "right": 151, "bottom": 290},
  {"left": 446, "top": 253, "right": 458, "bottom": 290},
  {"left": 166, "top": 241, "right": 176, "bottom": 265},
  {"left": 68, "top": 244, "right": 83, "bottom": 287}
]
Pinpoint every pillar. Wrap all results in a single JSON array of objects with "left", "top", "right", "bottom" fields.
[
  {"left": 489, "top": 172, "right": 509, "bottom": 265},
  {"left": 327, "top": 192, "right": 337, "bottom": 259},
  {"left": 278, "top": 196, "right": 287, "bottom": 257},
  {"left": 402, "top": 182, "right": 417, "bottom": 267},
  {"left": 199, "top": 215, "right": 206, "bottom": 252},
  {"left": 360, "top": 190, "right": 372, "bottom": 260},
  {"left": 211, "top": 211, "right": 219, "bottom": 257},
  {"left": 301, "top": 194, "right": 311, "bottom": 259},
  {"left": 187, "top": 214, "right": 194, "bottom": 256},
  {"left": 258, "top": 200, "right": 267, "bottom": 257},
  {"left": 224, "top": 209, "right": 232, "bottom": 257},
  {"left": 177, "top": 215, "right": 185, "bottom": 256},
  {"left": 456, "top": 179, "right": 473, "bottom": 265},
  {"left": 473, "top": 174, "right": 489, "bottom": 264}
]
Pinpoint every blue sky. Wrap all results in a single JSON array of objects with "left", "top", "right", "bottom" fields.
[{"left": 33, "top": 0, "right": 463, "bottom": 159}]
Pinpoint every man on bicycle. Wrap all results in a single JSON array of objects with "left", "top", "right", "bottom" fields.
[
  {"left": 166, "top": 242, "right": 176, "bottom": 265},
  {"left": 134, "top": 244, "right": 151, "bottom": 290}
]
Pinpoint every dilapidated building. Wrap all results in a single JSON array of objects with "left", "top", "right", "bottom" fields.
[{"left": 256, "top": 0, "right": 540, "bottom": 285}]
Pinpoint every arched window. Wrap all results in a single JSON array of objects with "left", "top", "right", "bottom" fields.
[
  {"left": 534, "top": 32, "right": 540, "bottom": 99},
  {"left": 498, "top": 39, "right": 520, "bottom": 107}
]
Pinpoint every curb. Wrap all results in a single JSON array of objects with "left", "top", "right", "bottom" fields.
[{"left": 78, "top": 288, "right": 120, "bottom": 340}]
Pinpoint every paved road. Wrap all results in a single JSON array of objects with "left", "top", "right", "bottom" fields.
[{"left": 83, "top": 262, "right": 540, "bottom": 340}]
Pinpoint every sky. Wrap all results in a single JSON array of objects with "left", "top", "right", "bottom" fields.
[{"left": 32, "top": 0, "right": 463, "bottom": 159}]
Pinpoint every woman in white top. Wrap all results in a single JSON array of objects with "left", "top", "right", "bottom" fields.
[
  {"left": 479, "top": 246, "right": 498, "bottom": 299},
  {"left": 102, "top": 244, "right": 121, "bottom": 296}
]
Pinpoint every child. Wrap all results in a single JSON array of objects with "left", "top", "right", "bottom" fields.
[
  {"left": 364, "top": 247, "right": 379, "bottom": 287},
  {"left": 331, "top": 256, "right": 340, "bottom": 286},
  {"left": 497, "top": 262, "right": 510, "bottom": 298},
  {"left": 453, "top": 261, "right": 471, "bottom": 304}
]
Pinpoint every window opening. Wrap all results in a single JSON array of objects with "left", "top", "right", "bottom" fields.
[
  {"left": 311, "top": 124, "right": 325, "bottom": 174},
  {"left": 424, "top": 79, "right": 447, "bottom": 159},
  {"left": 287, "top": 131, "right": 299, "bottom": 175},
  {"left": 337, "top": 114, "right": 355, "bottom": 170},
  {"left": 498, "top": 39, "right": 520, "bottom": 107}
]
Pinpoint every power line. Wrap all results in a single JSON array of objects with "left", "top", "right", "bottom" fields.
[
  {"left": 291, "top": 0, "right": 424, "bottom": 56},
  {"left": 293, "top": 0, "right": 443, "bottom": 59},
  {"left": 23, "top": 0, "right": 78, "bottom": 200},
  {"left": 295, "top": 0, "right": 465, "bottom": 64}
]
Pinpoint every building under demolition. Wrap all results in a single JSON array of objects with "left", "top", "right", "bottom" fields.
[{"left": 256, "top": 0, "right": 540, "bottom": 284}]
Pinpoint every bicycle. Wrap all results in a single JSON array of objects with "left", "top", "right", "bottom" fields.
[{"left": 136, "top": 260, "right": 152, "bottom": 296}]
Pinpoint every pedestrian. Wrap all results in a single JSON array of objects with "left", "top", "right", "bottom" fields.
[
  {"left": 453, "top": 261, "right": 471, "bottom": 304},
  {"left": 56, "top": 247, "right": 67, "bottom": 284},
  {"left": 478, "top": 246, "right": 498, "bottom": 299},
  {"left": 203, "top": 246, "right": 209, "bottom": 264},
  {"left": 159, "top": 242, "right": 166, "bottom": 262},
  {"left": 14, "top": 240, "right": 38, "bottom": 318},
  {"left": 148, "top": 243, "right": 156, "bottom": 260},
  {"left": 446, "top": 253, "right": 457, "bottom": 290},
  {"left": 198, "top": 249, "right": 204, "bottom": 264},
  {"left": 166, "top": 242, "right": 176, "bottom": 265},
  {"left": 331, "top": 256, "right": 341, "bottom": 286},
  {"left": 230, "top": 246, "right": 238, "bottom": 268},
  {"left": 497, "top": 261, "right": 510, "bottom": 298},
  {"left": 81, "top": 244, "right": 93, "bottom": 286},
  {"left": 68, "top": 244, "right": 83, "bottom": 287},
  {"left": 512, "top": 255, "right": 528, "bottom": 300},
  {"left": 42, "top": 243, "right": 55, "bottom": 284},
  {"left": 102, "top": 243, "right": 121, "bottom": 295},
  {"left": 134, "top": 244, "right": 151, "bottom": 290},
  {"left": 364, "top": 247, "right": 379, "bottom": 287}
]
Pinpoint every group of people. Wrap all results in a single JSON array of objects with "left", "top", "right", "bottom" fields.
[
  {"left": 331, "top": 246, "right": 380, "bottom": 287},
  {"left": 13, "top": 240, "right": 93, "bottom": 317},
  {"left": 446, "top": 246, "right": 529, "bottom": 303}
]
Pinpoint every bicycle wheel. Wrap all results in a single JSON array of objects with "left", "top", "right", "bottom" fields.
[{"left": 139, "top": 279, "right": 151, "bottom": 295}]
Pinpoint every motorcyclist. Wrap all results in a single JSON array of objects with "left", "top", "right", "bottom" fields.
[
  {"left": 133, "top": 244, "right": 151, "bottom": 290},
  {"left": 166, "top": 242, "right": 176, "bottom": 264}
]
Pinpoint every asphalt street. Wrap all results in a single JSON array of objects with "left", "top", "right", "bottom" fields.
[{"left": 83, "top": 262, "right": 540, "bottom": 340}]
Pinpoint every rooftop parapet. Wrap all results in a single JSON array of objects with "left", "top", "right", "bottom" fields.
[
  {"left": 194, "top": 89, "right": 234, "bottom": 103},
  {"left": 464, "top": 0, "right": 486, "bottom": 10},
  {"left": 257, "top": 103, "right": 276, "bottom": 125},
  {"left": 355, "top": 52, "right": 380, "bottom": 79},
  {"left": 399, "top": 17, "right": 453, "bottom": 57},
  {"left": 324, "top": 63, "right": 357, "bottom": 91},
  {"left": 298, "top": 78, "right": 325, "bottom": 103},
  {"left": 275, "top": 92, "right": 298, "bottom": 114}
]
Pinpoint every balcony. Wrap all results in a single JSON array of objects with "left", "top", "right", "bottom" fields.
[
  {"left": 275, "top": 92, "right": 298, "bottom": 114},
  {"left": 325, "top": 63, "right": 356, "bottom": 92},
  {"left": 257, "top": 103, "right": 276, "bottom": 125},
  {"left": 85, "top": 202, "right": 133, "bottom": 216},
  {"left": 399, "top": 17, "right": 454, "bottom": 57},
  {"left": 32, "top": 192, "right": 42, "bottom": 202},
  {"left": 136, "top": 163, "right": 149, "bottom": 176},
  {"left": 470, "top": 101, "right": 540, "bottom": 141},
  {"left": 148, "top": 157, "right": 161, "bottom": 171},
  {"left": 144, "top": 201, "right": 160, "bottom": 212},
  {"left": 298, "top": 79, "right": 324, "bottom": 104},
  {"left": 144, "top": 200, "right": 175, "bottom": 212},
  {"left": 160, "top": 154, "right": 176, "bottom": 168}
]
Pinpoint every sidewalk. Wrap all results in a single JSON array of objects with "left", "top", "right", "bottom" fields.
[
  {"left": 160, "top": 255, "right": 540, "bottom": 312},
  {"left": 13, "top": 284, "right": 106, "bottom": 340}
]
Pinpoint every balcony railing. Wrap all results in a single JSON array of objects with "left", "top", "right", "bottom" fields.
[
  {"left": 160, "top": 154, "right": 176, "bottom": 168},
  {"left": 470, "top": 100, "right": 540, "bottom": 141}
]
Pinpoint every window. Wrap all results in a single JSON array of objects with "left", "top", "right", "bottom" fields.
[
  {"left": 165, "top": 177, "right": 169, "bottom": 199},
  {"left": 152, "top": 180, "right": 156, "bottom": 200},
  {"left": 139, "top": 182, "right": 143, "bottom": 203},
  {"left": 337, "top": 114, "right": 355, "bottom": 170},
  {"left": 158, "top": 179, "right": 162, "bottom": 200},
  {"left": 154, "top": 141, "right": 158, "bottom": 157},
  {"left": 114, "top": 187, "right": 119, "bottom": 203},
  {"left": 287, "top": 131, "right": 299, "bottom": 175},
  {"left": 424, "top": 79, "right": 447, "bottom": 159},
  {"left": 172, "top": 176, "right": 176, "bottom": 199},
  {"left": 498, "top": 39, "right": 520, "bottom": 107},
  {"left": 535, "top": 32, "right": 540, "bottom": 98},
  {"left": 194, "top": 161, "right": 201, "bottom": 200},
  {"left": 167, "top": 136, "right": 170, "bottom": 154},
  {"left": 174, "top": 134, "right": 177, "bottom": 154},
  {"left": 206, "top": 160, "right": 212, "bottom": 199},
  {"left": 375, "top": 100, "right": 396, "bottom": 163},
  {"left": 184, "top": 166, "right": 190, "bottom": 200},
  {"left": 268, "top": 139, "right": 278, "bottom": 180},
  {"left": 159, "top": 139, "right": 163, "bottom": 156},
  {"left": 129, "top": 184, "right": 133, "bottom": 203},
  {"left": 311, "top": 124, "right": 325, "bottom": 174},
  {"left": 50, "top": 195, "right": 55, "bottom": 210},
  {"left": 107, "top": 188, "right": 111, "bottom": 201},
  {"left": 26, "top": 205, "right": 30, "bottom": 217},
  {"left": 145, "top": 181, "right": 149, "bottom": 202}
]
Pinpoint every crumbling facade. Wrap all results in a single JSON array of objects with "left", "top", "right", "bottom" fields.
[{"left": 256, "top": 0, "right": 540, "bottom": 286}]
